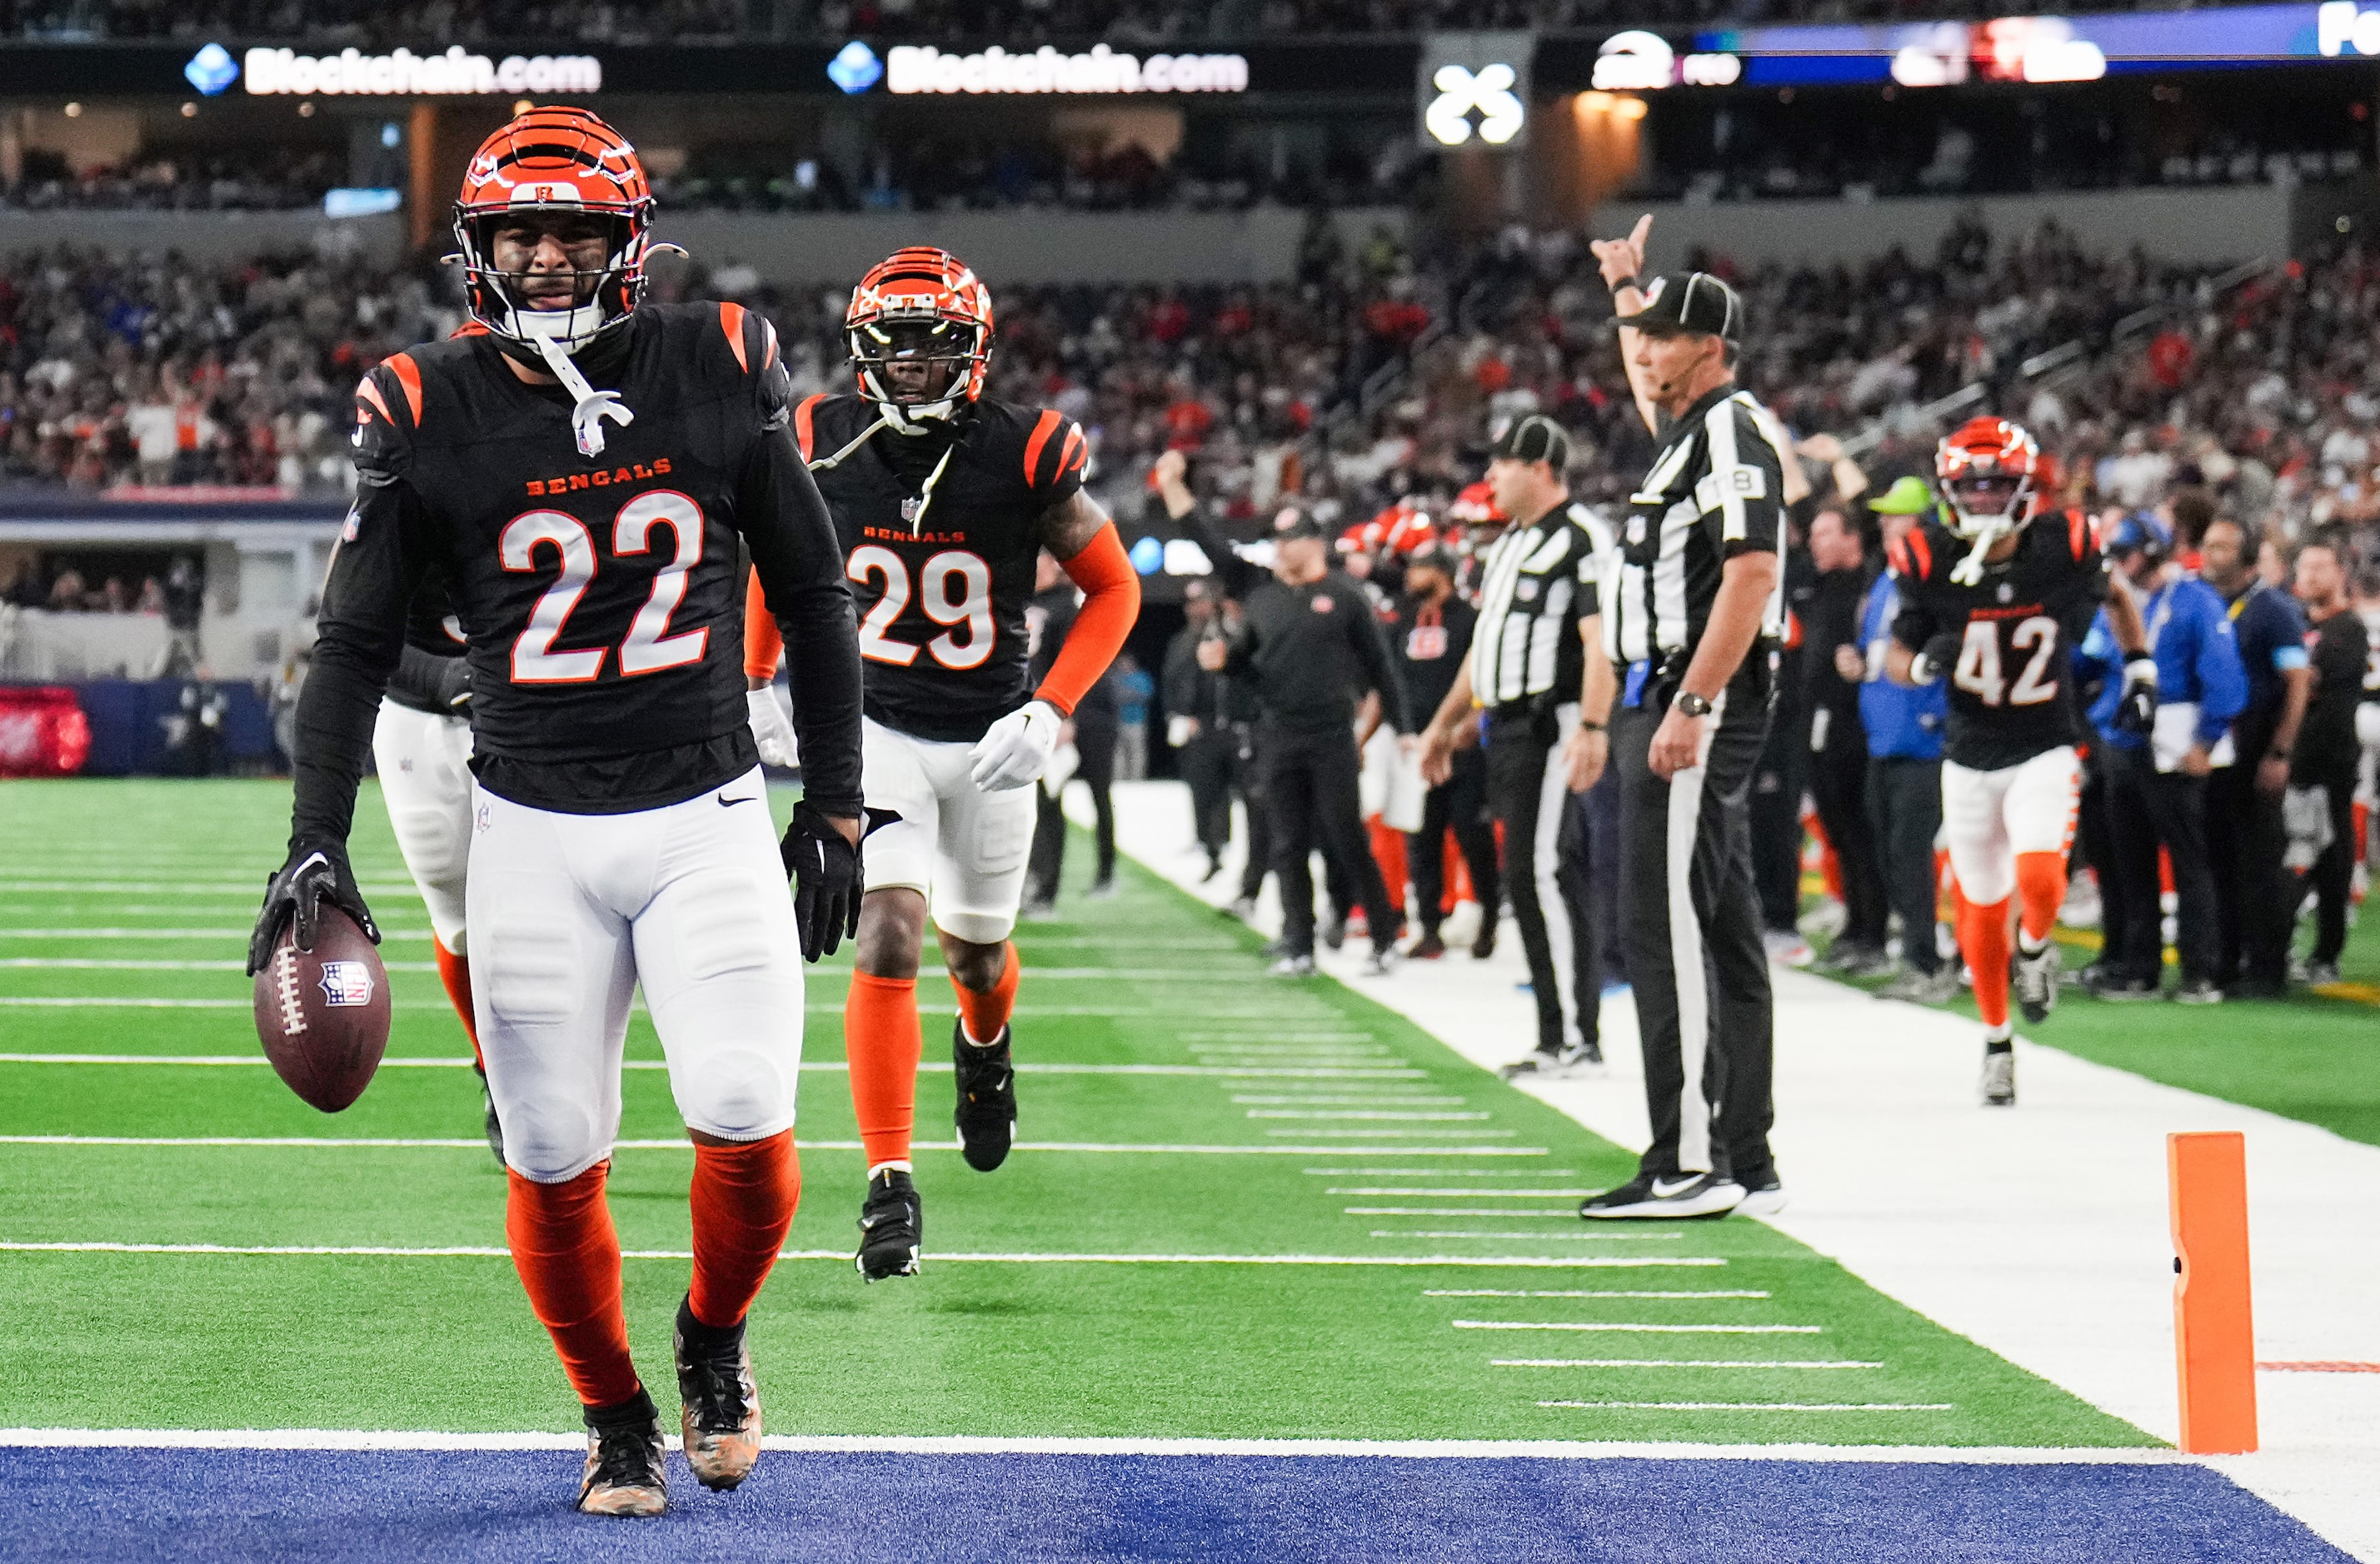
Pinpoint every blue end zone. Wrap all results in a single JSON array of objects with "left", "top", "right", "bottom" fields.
[{"left": 0, "top": 1449, "right": 2346, "bottom": 1563}]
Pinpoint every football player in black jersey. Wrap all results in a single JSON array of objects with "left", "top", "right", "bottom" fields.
[
  {"left": 1886, "top": 416, "right": 2153, "bottom": 1106},
  {"left": 743, "top": 247, "right": 1140, "bottom": 1283},
  {"left": 243, "top": 109, "right": 867, "bottom": 1517},
  {"left": 367, "top": 565, "right": 506, "bottom": 1161}
]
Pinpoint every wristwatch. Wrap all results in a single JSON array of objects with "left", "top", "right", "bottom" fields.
[{"left": 1674, "top": 692, "right": 1714, "bottom": 719}]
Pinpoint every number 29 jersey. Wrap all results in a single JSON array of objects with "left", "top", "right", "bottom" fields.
[
  {"left": 1889, "top": 510, "right": 2110, "bottom": 772},
  {"left": 796, "top": 392, "right": 1086, "bottom": 743}
]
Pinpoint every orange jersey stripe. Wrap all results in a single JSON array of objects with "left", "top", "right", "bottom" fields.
[
  {"left": 1021, "top": 409, "right": 1062, "bottom": 487},
  {"left": 2068, "top": 508, "right": 2088, "bottom": 560},
  {"left": 1056, "top": 424, "right": 1086, "bottom": 481},
  {"left": 386, "top": 352, "right": 423, "bottom": 426},
  {"left": 354, "top": 376, "right": 393, "bottom": 426},
  {"left": 793, "top": 394, "right": 822, "bottom": 462},
  {"left": 1908, "top": 529, "right": 1934, "bottom": 580},
  {"left": 721, "top": 301, "right": 749, "bottom": 373}
]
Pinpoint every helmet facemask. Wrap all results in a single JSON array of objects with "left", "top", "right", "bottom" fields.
[
  {"left": 849, "top": 316, "right": 985, "bottom": 436},
  {"left": 457, "top": 206, "right": 646, "bottom": 354},
  {"left": 1942, "top": 470, "right": 2034, "bottom": 542}
]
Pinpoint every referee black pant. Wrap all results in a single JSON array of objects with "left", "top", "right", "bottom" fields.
[
  {"left": 1407, "top": 747, "right": 1499, "bottom": 943},
  {"left": 1614, "top": 681, "right": 1774, "bottom": 1183},
  {"left": 1484, "top": 702, "right": 1598, "bottom": 1054},
  {"left": 2103, "top": 745, "right": 2217, "bottom": 986},
  {"left": 1260, "top": 720, "right": 1395, "bottom": 959}
]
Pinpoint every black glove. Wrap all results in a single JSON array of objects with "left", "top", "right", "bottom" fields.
[
  {"left": 781, "top": 800, "right": 862, "bottom": 963},
  {"left": 247, "top": 841, "right": 379, "bottom": 975},
  {"left": 433, "top": 655, "right": 472, "bottom": 713},
  {"left": 1908, "top": 631, "right": 1960, "bottom": 685},
  {"left": 2113, "top": 653, "right": 2158, "bottom": 737}
]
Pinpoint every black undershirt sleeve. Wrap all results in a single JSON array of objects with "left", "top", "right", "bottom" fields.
[
  {"left": 736, "top": 421, "right": 864, "bottom": 817},
  {"left": 1178, "top": 503, "right": 1265, "bottom": 600},
  {"left": 1346, "top": 584, "right": 1411, "bottom": 734},
  {"left": 290, "top": 480, "right": 432, "bottom": 849}
]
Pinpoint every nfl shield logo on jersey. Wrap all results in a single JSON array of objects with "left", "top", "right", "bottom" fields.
[
  {"left": 318, "top": 961, "right": 374, "bottom": 1008},
  {"left": 901, "top": 496, "right": 924, "bottom": 525}
]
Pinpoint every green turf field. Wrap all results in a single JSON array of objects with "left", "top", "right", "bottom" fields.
[
  {"left": 1806, "top": 883, "right": 2380, "bottom": 1148},
  {"left": 0, "top": 780, "right": 2149, "bottom": 1448}
]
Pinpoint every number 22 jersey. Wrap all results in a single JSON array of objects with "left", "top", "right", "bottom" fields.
[{"left": 1889, "top": 510, "right": 2110, "bottom": 771}]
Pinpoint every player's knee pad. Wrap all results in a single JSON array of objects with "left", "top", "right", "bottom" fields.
[
  {"left": 672, "top": 1048, "right": 796, "bottom": 1143},
  {"left": 500, "top": 1093, "right": 615, "bottom": 1183}
]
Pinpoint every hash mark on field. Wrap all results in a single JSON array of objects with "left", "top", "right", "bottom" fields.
[
  {"left": 1345, "top": 1208, "right": 1579, "bottom": 1218},
  {"left": 1250, "top": 1112, "right": 1490, "bottom": 1122},
  {"left": 1429, "top": 1290, "right": 1769, "bottom": 1299},
  {"left": 1380, "top": 1231, "right": 1683, "bottom": 1242},
  {"left": 1233, "top": 1096, "right": 1464, "bottom": 1107},
  {"left": 0, "top": 1055, "right": 1423, "bottom": 1081},
  {"left": 1332, "top": 1188, "right": 1591, "bottom": 1198},
  {"left": 1306, "top": 1168, "right": 1577, "bottom": 1178},
  {"left": 1275, "top": 1129, "right": 1514, "bottom": 1138},
  {"left": 1455, "top": 1322, "right": 1821, "bottom": 1334},
  {"left": 1496, "top": 1360, "right": 1882, "bottom": 1370},
  {"left": 1537, "top": 1402, "right": 1948, "bottom": 1412},
  {"left": 0, "top": 1135, "right": 1551, "bottom": 1157},
  {"left": 0, "top": 1241, "right": 1695, "bottom": 1268}
]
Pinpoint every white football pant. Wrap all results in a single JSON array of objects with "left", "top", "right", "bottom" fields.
[
  {"left": 861, "top": 715, "right": 1036, "bottom": 945},
  {"left": 372, "top": 698, "right": 472, "bottom": 954},
  {"left": 467, "top": 768, "right": 804, "bottom": 1183},
  {"left": 1940, "top": 745, "right": 2081, "bottom": 907}
]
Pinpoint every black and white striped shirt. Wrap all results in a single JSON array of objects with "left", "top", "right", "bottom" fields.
[
  {"left": 1469, "top": 501, "right": 1617, "bottom": 710},
  {"left": 1604, "top": 386, "right": 1793, "bottom": 666}
]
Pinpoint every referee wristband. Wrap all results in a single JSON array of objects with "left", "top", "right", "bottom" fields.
[
  {"left": 1578, "top": 718, "right": 1607, "bottom": 732},
  {"left": 1608, "top": 275, "right": 1639, "bottom": 297}
]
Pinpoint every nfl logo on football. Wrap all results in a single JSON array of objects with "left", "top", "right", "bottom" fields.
[{"left": 317, "top": 961, "right": 375, "bottom": 1008}]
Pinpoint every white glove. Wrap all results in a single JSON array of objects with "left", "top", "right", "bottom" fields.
[
  {"left": 746, "top": 686, "right": 801, "bottom": 769},
  {"left": 970, "top": 700, "right": 1062, "bottom": 792}
]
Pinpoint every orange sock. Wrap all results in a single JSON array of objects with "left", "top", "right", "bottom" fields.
[
  {"left": 1367, "top": 817, "right": 1408, "bottom": 913},
  {"left": 687, "top": 1130, "right": 800, "bottom": 1330},
  {"left": 951, "top": 944, "right": 1020, "bottom": 1046},
  {"left": 2014, "top": 852, "right": 2066, "bottom": 949},
  {"left": 846, "top": 971, "right": 923, "bottom": 1168},
  {"left": 1960, "top": 895, "right": 2013, "bottom": 1030},
  {"left": 433, "top": 937, "right": 484, "bottom": 1068},
  {"left": 506, "top": 1163, "right": 640, "bottom": 1407}
]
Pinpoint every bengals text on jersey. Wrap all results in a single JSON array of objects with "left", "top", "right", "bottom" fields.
[
  {"left": 778, "top": 391, "right": 1087, "bottom": 743},
  {"left": 297, "top": 298, "right": 864, "bottom": 838},
  {"left": 1890, "top": 507, "right": 2110, "bottom": 772}
]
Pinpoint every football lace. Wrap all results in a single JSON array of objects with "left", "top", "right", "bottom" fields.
[{"left": 274, "top": 944, "right": 308, "bottom": 1037}]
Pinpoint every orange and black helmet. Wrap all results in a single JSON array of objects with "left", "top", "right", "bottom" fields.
[
  {"left": 1934, "top": 415, "right": 2042, "bottom": 540},
  {"left": 844, "top": 247, "right": 994, "bottom": 431},
  {"left": 452, "top": 107, "right": 656, "bottom": 351}
]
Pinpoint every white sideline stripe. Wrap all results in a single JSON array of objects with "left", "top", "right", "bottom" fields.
[
  {"left": 1346, "top": 1208, "right": 1578, "bottom": 1218},
  {"left": 1306, "top": 1168, "right": 1578, "bottom": 1178},
  {"left": 0, "top": 1054, "right": 1421, "bottom": 1082},
  {"left": 1179, "top": 1032, "right": 1375, "bottom": 1042},
  {"left": 1233, "top": 1097, "right": 1464, "bottom": 1107},
  {"left": 0, "top": 1135, "right": 1551, "bottom": 1158},
  {"left": 1381, "top": 1231, "right": 1684, "bottom": 1242},
  {"left": 1249, "top": 1111, "right": 1488, "bottom": 1121},
  {"left": 1429, "top": 1289, "right": 1769, "bottom": 1299},
  {"left": 0, "top": 1428, "right": 2183, "bottom": 1462},
  {"left": 1538, "top": 1402, "right": 1953, "bottom": 1413},
  {"left": 1497, "top": 1361, "right": 1883, "bottom": 1371},
  {"left": 1333, "top": 1189, "right": 1592, "bottom": 1198},
  {"left": 1455, "top": 1322, "right": 1822, "bottom": 1335},
  {"left": 1272, "top": 1129, "right": 1515, "bottom": 1139},
  {"left": 0, "top": 1241, "right": 1702, "bottom": 1268}
]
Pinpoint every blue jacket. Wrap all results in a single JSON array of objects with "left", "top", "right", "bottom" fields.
[
  {"left": 2078, "top": 574, "right": 2248, "bottom": 751},
  {"left": 1857, "top": 569, "right": 1947, "bottom": 760}
]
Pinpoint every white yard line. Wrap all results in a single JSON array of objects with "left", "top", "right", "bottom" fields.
[
  {"left": 1109, "top": 779, "right": 2380, "bottom": 1561},
  {"left": 1538, "top": 1402, "right": 1953, "bottom": 1412},
  {"left": 1455, "top": 1322, "right": 1822, "bottom": 1335},
  {"left": 1498, "top": 1360, "right": 1879, "bottom": 1370},
  {"left": 1432, "top": 1290, "right": 1771, "bottom": 1300},
  {"left": 0, "top": 1133, "right": 1549, "bottom": 1157},
  {"left": 0, "top": 1241, "right": 1714, "bottom": 1268},
  {"left": 0, "top": 1427, "right": 2189, "bottom": 1460},
  {"left": 0, "top": 1053, "right": 1418, "bottom": 1080}
]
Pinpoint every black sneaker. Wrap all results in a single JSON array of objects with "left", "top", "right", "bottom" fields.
[
  {"left": 2172, "top": 977, "right": 2223, "bottom": 1006},
  {"left": 474, "top": 1062, "right": 505, "bottom": 1169},
  {"left": 1320, "top": 913, "right": 1347, "bottom": 952},
  {"left": 1735, "top": 1167, "right": 1787, "bottom": 1218},
  {"left": 1580, "top": 1172, "right": 1744, "bottom": 1220},
  {"left": 1981, "top": 1044, "right": 2016, "bottom": 1107},
  {"left": 856, "top": 1168, "right": 921, "bottom": 1281},
  {"left": 1499, "top": 1040, "right": 1604, "bottom": 1081},
  {"left": 1471, "top": 924, "right": 1498, "bottom": 960},
  {"left": 953, "top": 1019, "right": 1016, "bottom": 1173},
  {"left": 2083, "top": 966, "right": 2158, "bottom": 1002},
  {"left": 2013, "top": 941, "right": 2061, "bottom": 1023},
  {"left": 1409, "top": 930, "right": 1447, "bottom": 960},
  {"left": 672, "top": 1296, "right": 761, "bottom": 1492},
  {"left": 578, "top": 1388, "right": 667, "bottom": 1517}
]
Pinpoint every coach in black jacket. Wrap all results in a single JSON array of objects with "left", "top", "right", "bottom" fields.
[{"left": 1155, "top": 453, "right": 1410, "bottom": 975}]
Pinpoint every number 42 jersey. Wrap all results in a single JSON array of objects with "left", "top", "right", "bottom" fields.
[{"left": 1889, "top": 510, "right": 2112, "bottom": 772}]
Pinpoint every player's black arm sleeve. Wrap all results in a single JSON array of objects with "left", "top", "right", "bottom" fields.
[
  {"left": 1347, "top": 593, "right": 1411, "bottom": 734},
  {"left": 290, "top": 481, "right": 431, "bottom": 849},
  {"left": 738, "top": 423, "right": 864, "bottom": 817},
  {"left": 1176, "top": 501, "right": 1265, "bottom": 599}
]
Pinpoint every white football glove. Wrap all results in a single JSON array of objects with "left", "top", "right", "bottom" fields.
[
  {"left": 747, "top": 686, "right": 801, "bottom": 769},
  {"left": 970, "top": 700, "right": 1062, "bottom": 792}
]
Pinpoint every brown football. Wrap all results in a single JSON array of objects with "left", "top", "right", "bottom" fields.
[{"left": 252, "top": 906, "right": 391, "bottom": 1113}]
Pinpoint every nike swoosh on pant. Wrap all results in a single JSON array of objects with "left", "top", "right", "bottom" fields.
[{"left": 717, "top": 794, "right": 757, "bottom": 807}]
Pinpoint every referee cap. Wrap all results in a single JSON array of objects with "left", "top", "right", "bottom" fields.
[
  {"left": 1489, "top": 414, "right": 1573, "bottom": 475},
  {"left": 1271, "top": 505, "right": 1326, "bottom": 542},
  {"left": 1617, "top": 271, "right": 1743, "bottom": 341}
]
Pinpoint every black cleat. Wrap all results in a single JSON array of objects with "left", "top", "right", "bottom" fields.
[
  {"left": 673, "top": 1296, "right": 761, "bottom": 1492},
  {"left": 856, "top": 1168, "right": 922, "bottom": 1281},
  {"left": 578, "top": 1389, "right": 667, "bottom": 1517},
  {"left": 475, "top": 1062, "right": 505, "bottom": 1169},
  {"left": 953, "top": 1019, "right": 1017, "bottom": 1173}
]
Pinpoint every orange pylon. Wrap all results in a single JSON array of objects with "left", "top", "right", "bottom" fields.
[{"left": 2168, "top": 1131, "right": 2258, "bottom": 1454}]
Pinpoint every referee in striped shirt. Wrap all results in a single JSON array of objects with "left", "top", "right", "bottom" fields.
[
  {"left": 1418, "top": 415, "right": 1616, "bottom": 1076},
  {"left": 1581, "top": 217, "right": 1796, "bottom": 1222}
]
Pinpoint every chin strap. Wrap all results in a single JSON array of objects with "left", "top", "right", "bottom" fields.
[
  {"left": 1948, "top": 516, "right": 2008, "bottom": 587},
  {"left": 906, "top": 442, "right": 955, "bottom": 536},
  {"left": 533, "top": 334, "right": 635, "bottom": 459},
  {"left": 806, "top": 413, "right": 891, "bottom": 473}
]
